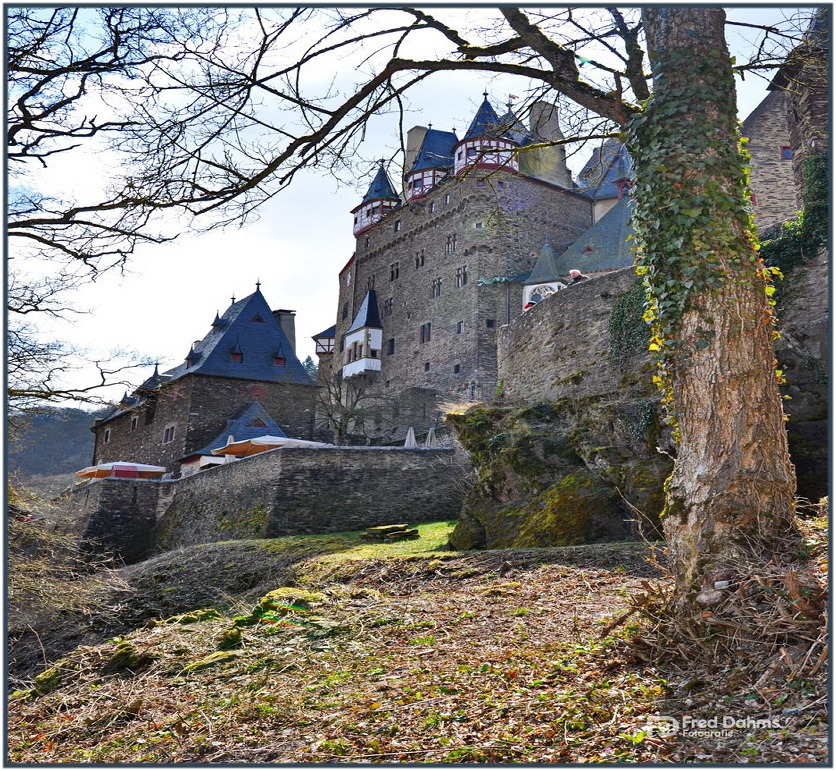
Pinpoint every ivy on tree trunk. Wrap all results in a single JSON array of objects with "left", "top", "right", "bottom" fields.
[{"left": 628, "top": 7, "right": 799, "bottom": 611}]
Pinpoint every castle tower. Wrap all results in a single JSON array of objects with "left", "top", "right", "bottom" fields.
[
  {"left": 341, "top": 289, "right": 383, "bottom": 378},
  {"left": 452, "top": 94, "right": 520, "bottom": 175},
  {"left": 352, "top": 162, "right": 401, "bottom": 236},
  {"left": 404, "top": 127, "right": 458, "bottom": 201}
]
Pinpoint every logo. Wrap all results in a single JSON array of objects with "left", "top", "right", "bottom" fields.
[{"left": 641, "top": 714, "right": 781, "bottom": 739}]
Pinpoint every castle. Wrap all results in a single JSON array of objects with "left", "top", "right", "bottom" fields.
[{"left": 90, "top": 83, "right": 809, "bottom": 467}]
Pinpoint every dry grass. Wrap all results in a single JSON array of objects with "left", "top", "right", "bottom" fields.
[{"left": 6, "top": 515, "right": 828, "bottom": 764}]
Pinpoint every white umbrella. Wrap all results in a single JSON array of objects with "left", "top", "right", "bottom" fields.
[
  {"left": 211, "top": 435, "right": 333, "bottom": 456},
  {"left": 424, "top": 427, "right": 438, "bottom": 447},
  {"left": 403, "top": 427, "right": 418, "bottom": 448}
]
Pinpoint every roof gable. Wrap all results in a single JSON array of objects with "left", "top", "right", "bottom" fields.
[
  {"left": 182, "top": 401, "right": 287, "bottom": 459},
  {"left": 163, "top": 288, "right": 315, "bottom": 386}
]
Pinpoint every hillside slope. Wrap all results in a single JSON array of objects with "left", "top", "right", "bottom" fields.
[{"left": 8, "top": 520, "right": 827, "bottom": 764}]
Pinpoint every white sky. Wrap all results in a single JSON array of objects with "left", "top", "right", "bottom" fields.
[{"left": 12, "top": 6, "right": 808, "bottom": 406}]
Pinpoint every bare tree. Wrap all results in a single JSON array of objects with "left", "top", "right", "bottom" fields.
[{"left": 315, "top": 371, "right": 394, "bottom": 445}]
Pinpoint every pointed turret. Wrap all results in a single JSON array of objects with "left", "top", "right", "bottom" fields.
[
  {"left": 342, "top": 289, "right": 383, "bottom": 378},
  {"left": 352, "top": 162, "right": 401, "bottom": 236},
  {"left": 404, "top": 128, "right": 458, "bottom": 201},
  {"left": 522, "top": 240, "right": 568, "bottom": 309},
  {"left": 453, "top": 94, "right": 520, "bottom": 175}
]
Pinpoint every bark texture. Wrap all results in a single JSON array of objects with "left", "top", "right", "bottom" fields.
[{"left": 636, "top": 8, "right": 799, "bottom": 610}]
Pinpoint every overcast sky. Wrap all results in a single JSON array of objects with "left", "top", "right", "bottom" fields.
[{"left": 17, "top": 6, "right": 808, "bottom": 406}]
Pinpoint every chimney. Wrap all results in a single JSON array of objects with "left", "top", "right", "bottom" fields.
[
  {"left": 272, "top": 309, "right": 296, "bottom": 352},
  {"left": 403, "top": 125, "right": 428, "bottom": 187}
]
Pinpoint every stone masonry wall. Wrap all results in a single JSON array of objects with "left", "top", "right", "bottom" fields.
[
  {"left": 742, "top": 91, "right": 799, "bottom": 228},
  {"left": 59, "top": 447, "right": 466, "bottom": 562},
  {"left": 497, "top": 268, "right": 644, "bottom": 403}
]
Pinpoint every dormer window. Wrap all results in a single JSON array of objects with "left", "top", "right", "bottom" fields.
[
  {"left": 273, "top": 355, "right": 286, "bottom": 366},
  {"left": 251, "top": 314, "right": 265, "bottom": 323},
  {"left": 230, "top": 352, "right": 243, "bottom": 363}
]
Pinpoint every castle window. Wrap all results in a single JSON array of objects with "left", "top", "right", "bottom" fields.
[
  {"left": 497, "top": 180, "right": 506, "bottom": 188},
  {"left": 444, "top": 193, "right": 451, "bottom": 205},
  {"left": 486, "top": 319, "right": 496, "bottom": 329},
  {"left": 456, "top": 320, "right": 464, "bottom": 334},
  {"left": 429, "top": 201, "right": 436, "bottom": 213},
  {"left": 345, "top": 271, "right": 351, "bottom": 286},
  {"left": 394, "top": 220, "right": 401, "bottom": 232},
  {"left": 476, "top": 179, "right": 486, "bottom": 186},
  {"left": 454, "top": 364, "right": 460, "bottom": 374},
  {"left": 370, "top": 349, "right": 379, "bottom": 358},
  {"left": 415, "top": 251, "right": 425, "bottom": 269},
  {"left": 474, "top": 222, "right": 484, "bottom": 229},
  {"left": 456, "top": 266, "right": 468, "bottom": 287},
  {"left": 103, "top": 428, "right": 111, "bottom": 444},
  {"left": 367, "top": 274, "right": 376, "bottom": 290},
  {"left": 364, "top": 236, "right": 371, "bottom": 247},
  {"left": 445, "top": 234, "right": 457, "bottom": 254},
  {"left": 130, "top": 416, "right": 138, "bottom": 432},
  {"left": 339, "top": 340, "right": 345, "bottom": 352},
  {"left": 251, "top": 314, "right": 265, "bottom": 323},
  {"left": 420, "top": 322, "right": 432, "bottom": 344},
  {"left": 431, "top": 278, "right": 442, "bottom": 298},
  {"left": 389, "top": 262, "right": 399, "bottom": 281},
  {"left": 341, "top": 302, "right": 349, "bottom": 320},
  {"left": 780, "top": 146, "right": 793, "bottom": 160},
  {"left": 162, "top": 424, "right": 176, "bottom": 444},
  {"left": 456, "top": 151, "right": 463, "bottom": 162},
  {"left": 273, "top": 355, "right": 286, "bottom": 366},
  {"left": 383, "top": 297, "right": 394, "bottom": 317},
  {"left": 424, "top": 362, "right": 431, "bottom": 372},
  {"left": 248, "top": 418, "right": 268, "bottom": 428},
  {"left": 230, "top": 351, "right": 243, "bottom": 363},
  {"left": 387, "top": 338, "right": 395, "bottom": 355},
  {"left": 467, "top": 147, "right": 477, "bottom": 158}
]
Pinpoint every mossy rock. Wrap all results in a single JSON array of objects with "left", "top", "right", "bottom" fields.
[
  {"left": 162, "top": 608, "right": 222, "bottom": 625},
  {"left": 104, "top": 642, "right": 158, "bottom": 674},
  {"left": 257, "top": 588, "right": 324, "bottom": 612},
  {"left": 180, "top": 651, "right": 242, "bottom": 675},
  {"left": 514, "top": 470, "right": 626, "bottom": 548}
]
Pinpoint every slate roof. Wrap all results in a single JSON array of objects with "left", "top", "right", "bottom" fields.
[
  {"left": 464, "top": 96, "right": 509, "bottom": 140},
  {"left": 498, "top": 108, "right": 529, "bottom": 145},
  {"left": 313, "top": 324, "right": 336, "bottom": 339},
  {"left": 575, "top": 140, "right": 633, "bottom": 200},
  {"left": 345, "top": 289, "right": 382, "bottom": 334},
  {"left": 553, "top": 196, "right": 635, "bottom": 276},
  {"left": 525, "top": 240, "right": 563, "bottom": 285},
  {"left": 769, "top": 6, "right": 830, "bottom": 90},
  {"left": 181, "top": 401, "right": 287, "bottom": 460},
  {"left": 410, "top": 128, "right": 458, "bottom": 172},
  {"left": 162, "top": 288, "right": 316, "bottom": 386},
  {"left": 362, "top": 163, "right": 401, "bottom": 203}
]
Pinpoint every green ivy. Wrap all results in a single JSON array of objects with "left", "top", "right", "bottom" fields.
[
  {"left": 760, "top": 152, "right": 828, "bottom": 276},
  {"left": 624, "top": 46, "right": 780, "bottom": 434},
  {"left": 607, "top": 280, "right": 649, "bottom": 364}
]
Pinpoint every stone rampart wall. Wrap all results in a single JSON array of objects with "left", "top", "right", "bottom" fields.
[{"left": 60, "top": 447, "right": 466, "bottom": 562}]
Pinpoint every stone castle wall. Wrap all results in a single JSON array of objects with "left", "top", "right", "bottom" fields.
[
  {"left": 337, "top": 170, "right": 593, "bottom": 403},
  {"left": 742, "top": 91, "right": 799, "bottom": 228},
  {"left": 497, "top": 268, "right": 645, "bottom": 403},
  {"left": 60, "top": 446, "right": 467, "bottom": 562}
]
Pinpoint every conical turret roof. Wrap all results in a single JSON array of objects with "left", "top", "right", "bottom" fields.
[
  {"left": 362, "top": 163, "right": 400, "bottom": 203},
  {"left": 346, "top": 289, "right": 382, "bottom": 334},
  {"left": 525, "top": 240, "right": 563, "bottom": 285},
  {"left": 464, "top": 95, "right": 506, "bottom": 140}
]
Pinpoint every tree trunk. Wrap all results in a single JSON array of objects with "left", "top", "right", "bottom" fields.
[{"left": 630, "top": 8, "right": 799, "bottom": 612}]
